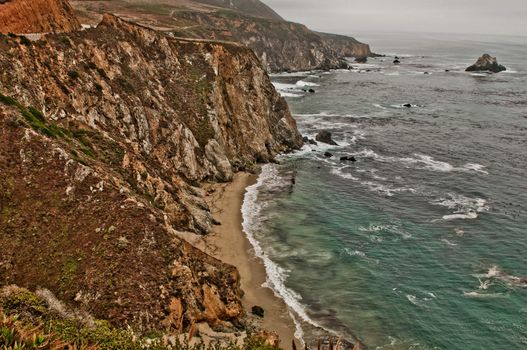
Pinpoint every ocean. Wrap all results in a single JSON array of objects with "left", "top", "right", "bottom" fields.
[{"left": 242, "top": 32, "right": 527, "bottom": 349}]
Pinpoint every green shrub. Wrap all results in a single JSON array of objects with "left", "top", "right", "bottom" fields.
[{"left": 68, "top": 70, "right": 80, "bottom": 80}]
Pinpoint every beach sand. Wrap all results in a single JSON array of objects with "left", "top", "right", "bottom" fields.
[{"left": 203, "top": 172, "right": 298, "bottom": 348}]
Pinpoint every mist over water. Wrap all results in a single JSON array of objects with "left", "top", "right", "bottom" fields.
[{"left": 243, "top": 33, "right": 527, "bottom": 349}]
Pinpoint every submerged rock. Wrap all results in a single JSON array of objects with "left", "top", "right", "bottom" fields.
[
  {"left": 403, "top": 103, "right": 412, "bottom": 108},
  {"left": 316, "top": 130, "right": 338, "bottom": 145},
  {"left": 393, "top": 59, "right": 401, "bottom": 65},
  {"left": 324, "top": 152, "right": 333, "bottom": 158},
  {"left": 302, "top": 136, "right": 318, "bottom": 145},
  {"left": 340, "top": 156, "right": 357, "bottom": 162},
  {"left": 465, "top": 54, "right": 506, "bottom": 73},
  {"left": 354, "top": 56, "right": 367, "bottom": 63}
]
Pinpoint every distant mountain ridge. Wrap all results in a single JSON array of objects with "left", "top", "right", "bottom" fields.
[{"left": 192, "top": 0, "right": 283, "bottom": 20}]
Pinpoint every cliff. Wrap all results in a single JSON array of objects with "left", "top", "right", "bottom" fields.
[
  {"left": 70, "top": 0, "right": 373, "bottom": 72},
  {"left": 169, "top": 10, "right": 372, "bottom": 72},
  {"left": 0, "top": 0, "right": 81, "bottom": 34},
  {"left": 0, "top": 13, "right": 302, "bottom": 335}
]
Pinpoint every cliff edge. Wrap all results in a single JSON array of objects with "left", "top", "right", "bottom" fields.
[{"left": 0, "top": 13, "right": 302, "bottom": 336}]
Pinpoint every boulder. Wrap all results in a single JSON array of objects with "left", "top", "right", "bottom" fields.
[
  {"left": 465, "top": 54, "right": 506, "bottom": 73},
  {"left": 251, "top": 305, "right": 265, "bottom": 318},
  {"left": 354, "top": 56, "right": 367, "bottom": 63},
  {"left": 340, "top": 156, "right": 357, "bottom": 162},
  {"left": 324, "top": 152, "right": 333, "bottom": 158},
  {"left": 393, "top": 59, "right": 400, "bottom": 65},
  {"left": 403, "top": 103, "right": 412, "bottom": 108},
  {"left": 308, "top": 88, "right": 315, "bottom": 93},
  {"left": 302, "top": 136, "right": 318, "bottom": 145},
  {"left": 316, "top": 130, "right": 338, "bottom": 145}
]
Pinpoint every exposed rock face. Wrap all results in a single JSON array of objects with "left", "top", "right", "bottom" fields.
[
  {"left": 0, "top": 14, "right": 301, "bottom": 334},
  {"left": 70, "top": 1, "right": 373, "bottom": 72},
  {"left": 465, "top": 54, "right": 506, "bottom": 73},
  {"left": 0, "top": 0, "right": 81, "bottom": 34},
  {"left": 169, "top": 11, "right": 371, "bottom": 72}
]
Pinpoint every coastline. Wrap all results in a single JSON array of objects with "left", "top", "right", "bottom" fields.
[{"left": 203, "top": 172, "right": 298, "bottom": 348}]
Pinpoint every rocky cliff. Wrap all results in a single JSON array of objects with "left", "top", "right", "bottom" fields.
[
  {"left": 0, "top": 13, "right": 302, "bottom": 335},
  {"left": 0, "top": 0, "right": 81, "bottom": 34},
  {"left": 71, "top": 0, "right": 373, "bottom": 72},
  {"left": 169, "top": 10, "right": 372, "bottom": 72}
]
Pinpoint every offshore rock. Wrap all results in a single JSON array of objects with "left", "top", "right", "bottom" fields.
[
  {"left": 316, "top": 130, "right": 338, "bottom": 145},
  {"left": 465, "top": 54, "right": 506, "bottom": 73}
]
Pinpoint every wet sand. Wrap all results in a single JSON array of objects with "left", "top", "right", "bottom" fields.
[{"left": 204, "top": 172, "right": 298, "bottom": 348}]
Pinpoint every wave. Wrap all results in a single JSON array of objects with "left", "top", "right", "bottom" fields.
[
  {"left": 330, "top": 166, "right": 416, "bottom": 197},
  {"left": 352, "top": 149, "right": 489, "bottom": 175},
  {"left": 432, "top": 193, "right": 489, "bottom": 221},
  {"left": 463, "top": 291, "right": 506, "bottom": 298},
  {"left": 241, "top": 164, "right": 331, "bottom": 341},
  {"left": 296, "top": 80, "right": 320, "bottom": 87}
]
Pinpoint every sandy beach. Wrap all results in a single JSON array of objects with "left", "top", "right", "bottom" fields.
[{"left": 203, "top": 172, "right": 298, "bottom": 348}]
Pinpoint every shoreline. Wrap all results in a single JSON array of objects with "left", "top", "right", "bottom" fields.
[{"left": 203, "top": 172, "right": 299, "bottom": 348}]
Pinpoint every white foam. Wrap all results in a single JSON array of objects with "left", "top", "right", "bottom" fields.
[
  {"left": 296, "top": 80, "right": 320, "bottom": 87},
  {"left": 433, "top": 193, "right": 489, "bottom": 221},
  {"left": 442, "top": 212, "right": 478, "bottom": 221},
  {"left": 353, "top": 149, "right": 487, "bottom": 175},
  {"left": 242, "top": 165, "right": 330, "bottom": 340},
  {"left": 463, "top": 291, "right": 505, "bottom": 298},
  {"left": 463, "top": 163, "right": 489, "bottom": 175},
  {"left": 343, "top": 248, "right": 366, "bottom": 258},
  {"left": 280, "top": 92, "right": 303, "bottom": 98}
]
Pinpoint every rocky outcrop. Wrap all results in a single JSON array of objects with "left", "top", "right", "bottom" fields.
[
  {"left": 70, "top": 1, "right": 373, "bottom": 73},
  {"left": 316, "top": 130, "right": 338, "bottom": 145},
  {"left": 169, "top": 10, "right": 371, "bottom": 72},
  {"left": 465, "top": 54, "right": 506, "bottom": 73},
  {"left": 0, "top": 13, "right": 301, "bottom": 335},
  {"left": 0, "top": 0, "right": 80, "bottom": 34}
]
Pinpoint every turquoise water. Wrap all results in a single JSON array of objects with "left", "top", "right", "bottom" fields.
[{"left": 244, "top": 33, "right": 527, "bottom": 349}]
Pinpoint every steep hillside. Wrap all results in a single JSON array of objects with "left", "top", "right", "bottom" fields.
[
  {"left": 0, "top": 13, "right": 301, "bottom": 335},
  {"left": 0, "top": 0, "right": 81, "bottom": 34},
  {"left": 170, "top": 10, "right": 371, "bottom": 72},
  {"left": 192, "top": 0, "right": 283, "bottom": 20},
  {"left": 70, "top": 0, "right": 372, "bottom": 72}
]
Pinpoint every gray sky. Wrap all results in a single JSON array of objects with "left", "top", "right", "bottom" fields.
[{"left": 261, "top": 0, "right": 527, "bottom": 37}]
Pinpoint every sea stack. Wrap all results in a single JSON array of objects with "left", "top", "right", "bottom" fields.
[{"left": 465, "top": 54, "right": 506, "bottom": 73}]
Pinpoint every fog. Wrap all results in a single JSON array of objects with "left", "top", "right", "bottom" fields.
[{"left": 262, "top": 0, "right": 527, "bottom": 37}]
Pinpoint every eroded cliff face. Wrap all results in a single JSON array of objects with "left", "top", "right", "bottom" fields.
[
  {"left": 0, "top": 14, "right": 302, "bottom": 334},
  {"left": 0, "top": 0, "right": 81, "bottom": 34},
  {"left": 70, "top": 0, "right": 373, "bottom": 72},
  {"left": 170, "top": 11, "right": 372, "bottom": 72}
]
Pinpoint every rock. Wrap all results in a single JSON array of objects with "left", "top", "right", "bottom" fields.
[
  {"left": 308, "top": 89, "right": 315, "bottom": 93},
  {"left": 424, "top": 72, "right": 429, "bottom": 75},
  {"left": 393, "top": 59, "right": 401, "bottom": 65},
  {"left": 354, "top": 56, "right": 367, "bottom": 63},
  {"left": 316, "top": 130, "right": 338, "bottom": 145},
  {"left": 445, "top": 69, "right": 450, "bottom": 72},
  {"left": 302, "top": 136, "right": 318, "bottom": 145},
  {"left": 0, "top": 0, "right": 81, "bottom": 34},
  {"left": 403, "top": 103, "right": 412, "bottom": 108},
  {"left": 465, "top": 54, "right": 506, "bottom": 73},
  {"left": 324, "top": 152, "right": 333, "bottom": 158},
  {"left": 251, "top": 305, "right": 265, "bottom": 318},
  {"left": 340, "top": 156, "right": 357, "bottom": 162},
  {"left": 394, "top": 56, "right": 399, "bottom": 60}
]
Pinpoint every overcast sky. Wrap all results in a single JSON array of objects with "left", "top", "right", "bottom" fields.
[{"left": 261, "top": 0, "right": 527, "bottom": 37}]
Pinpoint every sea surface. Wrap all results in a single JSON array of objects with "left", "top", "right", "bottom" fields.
[{"left": 242, "top": 33, "right": 527, "bottom": 349}]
